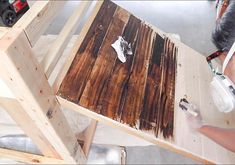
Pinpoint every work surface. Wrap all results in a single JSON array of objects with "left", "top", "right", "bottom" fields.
[
  {"left": 57, "top": 0, "right": 235, "bottom": 164},
  {"left": 59, "top": 0, "right": 176, "bottom": 139}
]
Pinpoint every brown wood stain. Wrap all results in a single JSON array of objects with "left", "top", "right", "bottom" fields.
[
  {"left": 97, "top": 15, "right": 141, "bottom": 119},
  {"left": 59, "top": 0, "right": 117, "bottom": 103},
  {"left": 58, "top": 0, "right": 177, "bottom": 139}
]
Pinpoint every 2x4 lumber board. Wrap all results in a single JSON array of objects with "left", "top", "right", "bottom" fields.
[
  {"left": 14, "top": 1, "right": 66, "bottom": 47},
  {"left": 0, "top": 123, "right": 24, "bottom": 136},
  {"left": 58, "top": 96, "right": 213, "bottom": 164},
  {"left": 0, "top": 148, "right": 66, "bottom": 164},
  {"left": 0, "top": 29, "right": 85, "bottom": 164},
  {"left": 0, "top": 27, "right": 9, "bottom": 39},
  {"left": 41, "top": 1, "right": 93, "bottom": 78},
  {"left": 0, "top": 79, "right": 15, "bottom": 98},
  {"left": 82, "top": 120, "right": 97, "bottom": 157},
  {"left": 53, "top": 1, "right": 104, "bottom": 93},
  {"left": 0, "top": 97, "right": 59, "bottom": 158}
]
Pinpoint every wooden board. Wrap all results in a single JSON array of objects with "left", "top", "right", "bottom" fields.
[
  {"left": 0, "top": 148, "right": 66, "bottom": 164},
  {"left": 56, "top": 0, "right": 235, "bottom": 164},
  {"left": 0, "top": 27, "right": 9, "bottom": 39},
  {"left": 58, "top": 0, "right": 176, "bottom": 139},
  {"left": 14, "top": 1, "right": 66, "bottom": 46},
  {"left": 0, "top": 29, "right": 86, "bottom": 164}
]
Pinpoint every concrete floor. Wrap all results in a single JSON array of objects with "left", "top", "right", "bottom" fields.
[{"left": 0, "top": 1, "right": 218, "bottom": 164}]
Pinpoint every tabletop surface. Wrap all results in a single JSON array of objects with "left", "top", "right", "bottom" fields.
[
  {"left": 58, "top": 0, "right": 176, "bottom": 140},
  {"left": 57, "top": 1, "right": 235, "bottom": 163}
]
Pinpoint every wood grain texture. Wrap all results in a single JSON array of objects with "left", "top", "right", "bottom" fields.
[
  {"left": 119, "top": 23, "right": 154, "bottom": 128},
  {"left": 139, "top": 34, "right": 165, "bottom": 134},
  {"left": 0, "top": 148, "right": 67, "bottom": 164},
  {"left": 79, "top": 7, "right": 130, "bottom": 111},
  {"left": 0, "top": 29, "right": 85, "bottom": 163},
  {"left": 59, "top": 0, "right": 117, "bottom": 103},
  {"left": 54, "top": 1, "right": 235, "bottom": 163},
  {"left": 98, "top": 15, "right": 141, "bottom": 120},
  {"left": 58, "top": 0, "right": 177, "bottom": 139}
]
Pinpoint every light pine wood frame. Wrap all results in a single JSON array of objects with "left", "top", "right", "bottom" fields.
[
  {"left": 0, "top": 148, "right": 67, "bottom": 164},
  {"left": 0, "top": 1, "right": 97, "bottom": 164},
  {"left": 0, "top": 28, "right": 86, "bottom": 164},
  {"left": 1, "top": 0, "right": 235, "bottom": 164},
  {"left": 14, "top": 1, "right": 66, "bottom": 47}
]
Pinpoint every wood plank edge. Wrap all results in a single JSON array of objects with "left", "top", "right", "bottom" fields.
[
  {"left": 15, "top": 1, "right": 66, "bottom": 47},
  {"left": 0, "top": 79, "right": 15, "bottom": 98},
  {"left": 0, "top": 148, "right": 66, "bottom": 164},
  {"left": 0, "top": 97, "right": 61, "bottom": 158},
  {"left": 82, "top": 120, "right": 97, "bottom": 157},
  {"left": 0, "top": 28, "right": 86, "bottom": 163},
  {"left": 57, "top": 96, "right": 214, "bottom": 165},
  {"left": 14, "top": 1, "right": 49, "bottom": 28}
]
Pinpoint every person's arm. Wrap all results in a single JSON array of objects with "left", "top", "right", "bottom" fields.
[
  {"left": 186, "top": 111, "right": 235, "bottom": 153},
  {"left": 198, "top": 125, "right": 235, "bottom": 152}
]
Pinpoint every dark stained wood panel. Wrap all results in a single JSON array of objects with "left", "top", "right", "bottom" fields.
[
  {"left": 97, "top": 15, "right": 141, "bottom": 119},
  {"left": 139, "top": 34, "right": 164, "bottom": 135},
  {"left": 161, "top": 39, "right": 177, "bottom": 138},
  {"left": 120, "top": 23, "right": 154, "bottom": 127},
  {"left": 58, "top": 0, "right": 117, "bottom": 103},
  {"left": 58, "top": 0, "right": 177, "bottom": 139},
  {"left": 139, "top": 36, "right": 177, "bottom": 138},
  {"left": 79, "top": 7, "right": 130, "bottom": 111}
]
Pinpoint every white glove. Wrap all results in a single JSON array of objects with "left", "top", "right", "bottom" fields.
[{"left": 185, "top": 110, "right": 204, "bottom": 131}]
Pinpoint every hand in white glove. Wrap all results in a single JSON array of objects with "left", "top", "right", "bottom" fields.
[{"left": 185, "top": 110, "right": 204, "bottom": 131}]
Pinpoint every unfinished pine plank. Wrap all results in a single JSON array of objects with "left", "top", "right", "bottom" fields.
[
  {"left": 0, "top": 97, "right": 59, "bottom": 158},
  {"left": 58, "top": 96, "right": 213, "bottom": 164},
  {"left": 173, "top": 34, "right": 235, "bottom": 164},
  {"left": 82, "top": 120, "right": 97, "bottom": 157},
  {"left": 14, "top": 1, "right": 66, "bottom": 46},
  {"left": 0, "top": 79, "right": 15, "bottom": 98},
  {"left": 41, "top": 1, "right": 93, "bottom": 78},
  {"left": 0, "top": 123, "right": 24, "bottom": 135},
  {"left": 0, "top": 29, "right": 85, "bottom": 164},
  {"left": 0, "top": 27, "right": 9, "bottom": 39},
  {"left": 174, "top": 37, "right": 203, "bottom": 156},
  {"left": 0, "top": 148, "right": 66, "bottom": 164}
]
